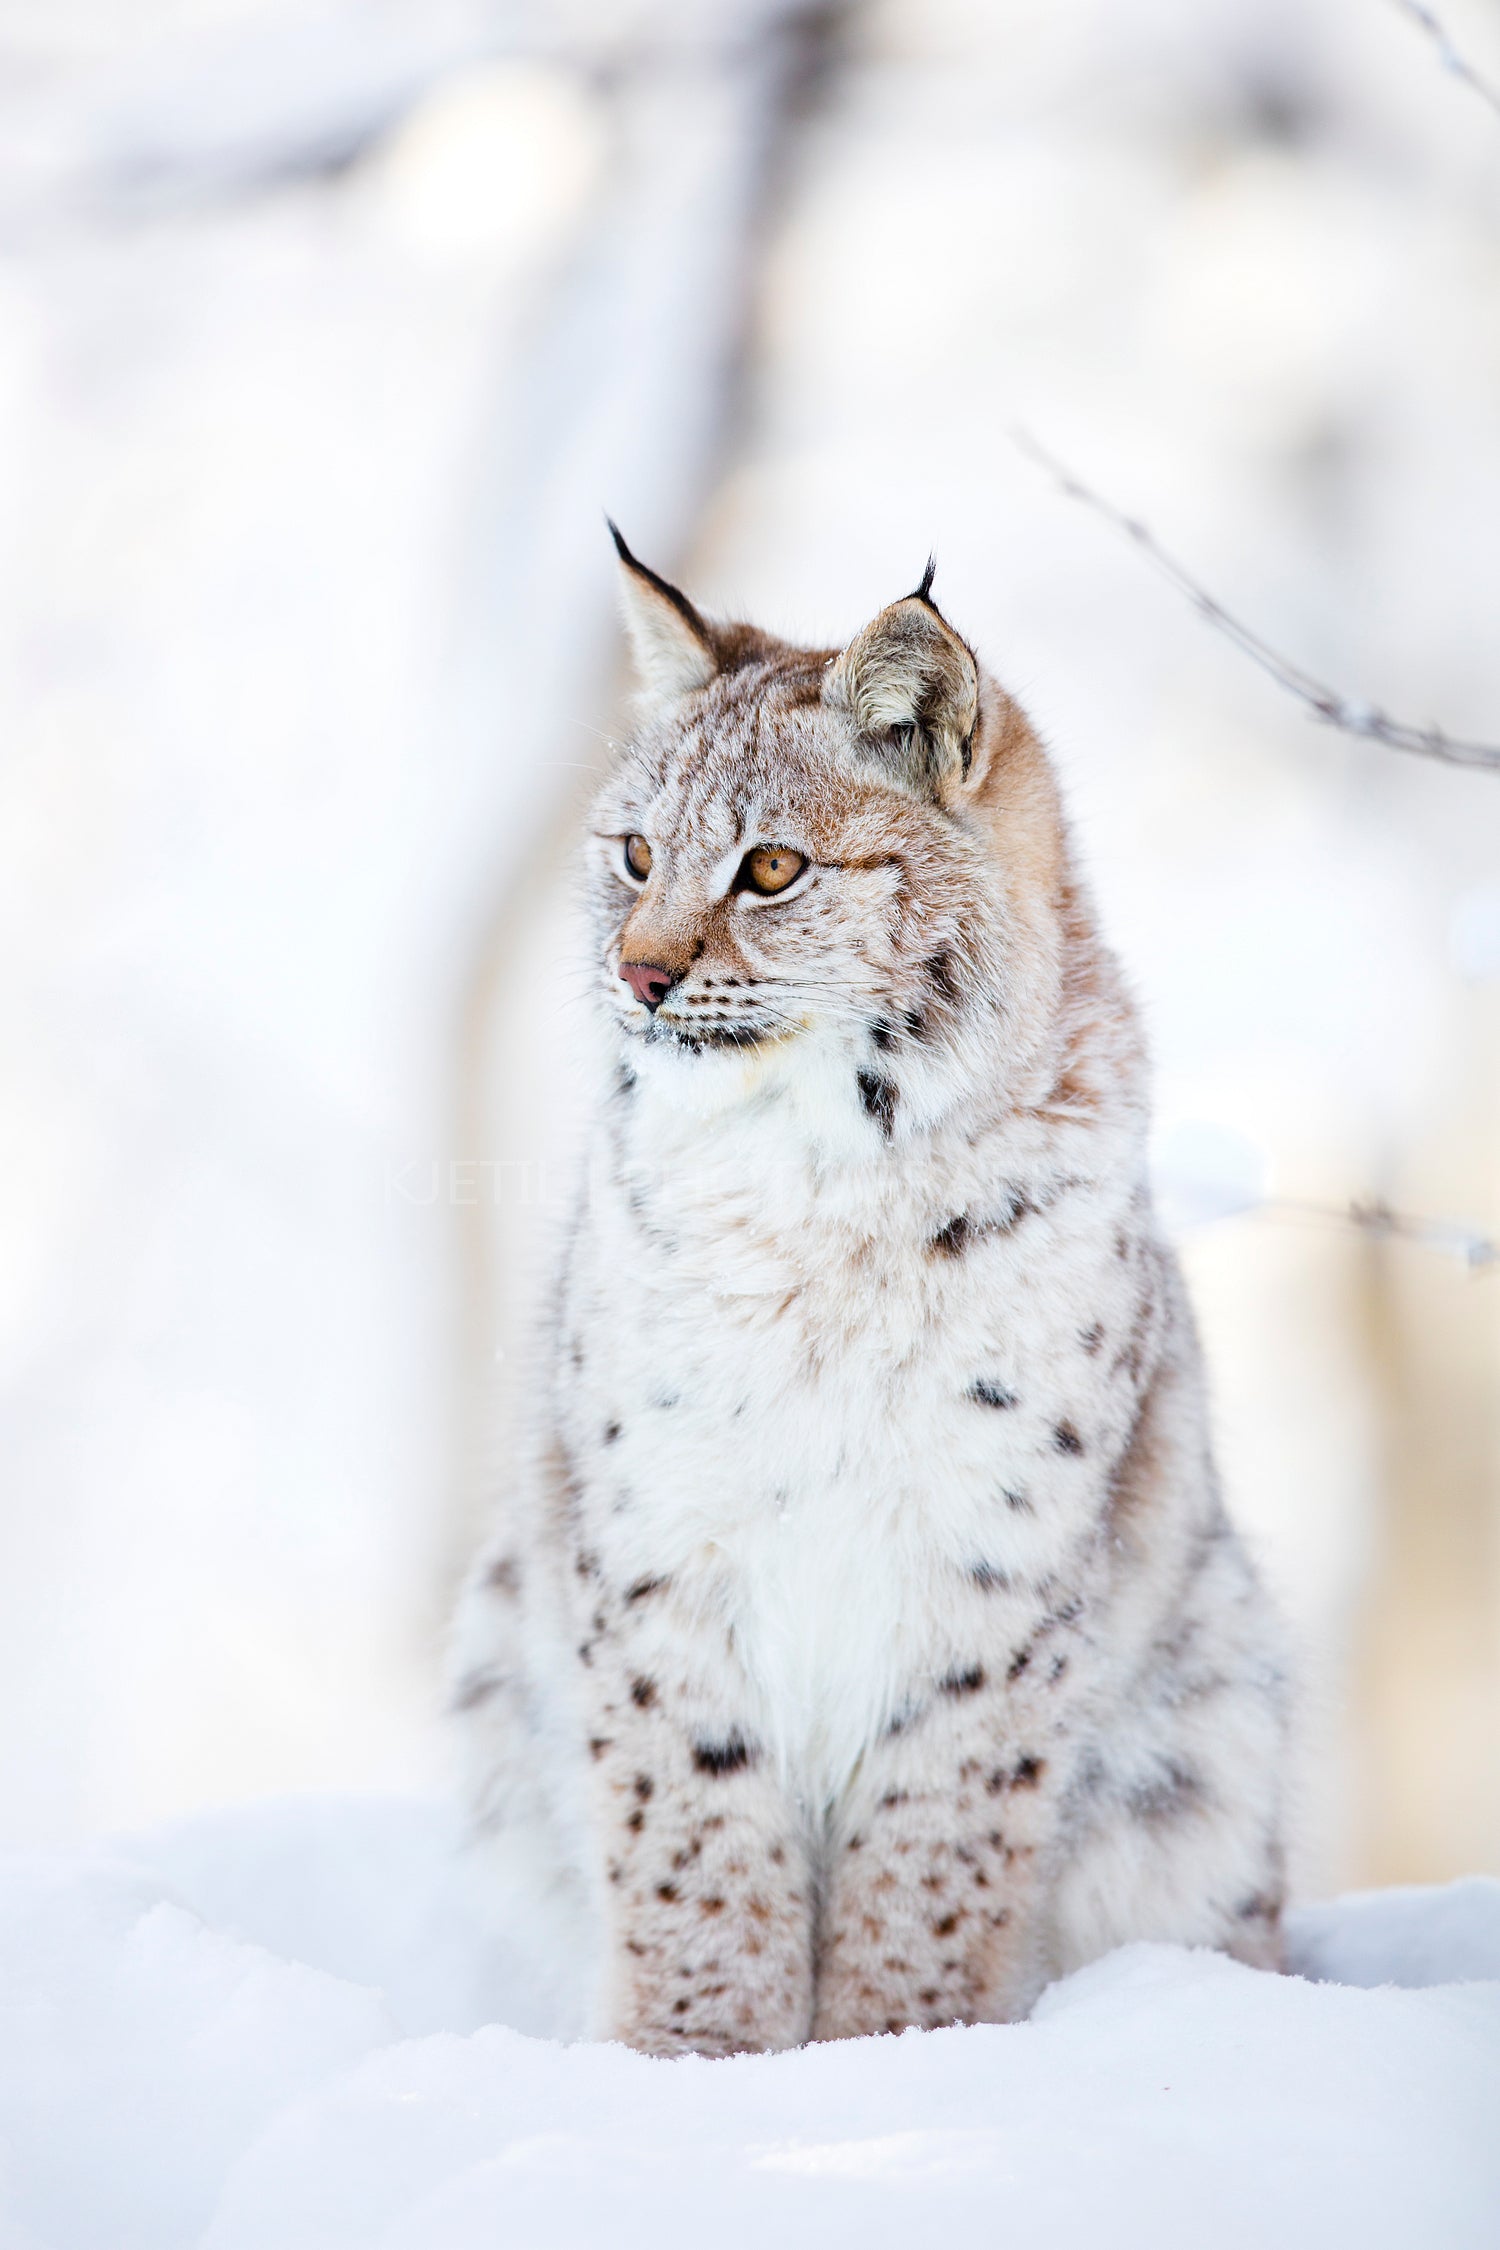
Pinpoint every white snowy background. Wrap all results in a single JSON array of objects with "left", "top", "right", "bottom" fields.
[{"left": 2, "top": 0, "right": 1499, "bottom": 2242}]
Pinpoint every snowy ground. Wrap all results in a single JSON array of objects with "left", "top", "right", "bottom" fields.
[{"left": 2, "top": 1796, "right": 1497, "bottom": 2249}]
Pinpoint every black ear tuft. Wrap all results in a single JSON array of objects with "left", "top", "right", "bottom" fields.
[
  {"left": 606, "top": 519, "right": 714, "bottom": 641},
  {"left": 607, "top": 519, "right": 721, "bottom": 706},
  {"left": 913, "top": 555, "right": 937, "bottom": 605}
]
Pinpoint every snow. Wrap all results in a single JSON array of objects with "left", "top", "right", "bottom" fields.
[
  {"left": 1, "top": 1796, "right": 1496, "bottom": 2249},
  {"left": 1288, "top": 1875, "right": 1500, "bottom": 1991}
]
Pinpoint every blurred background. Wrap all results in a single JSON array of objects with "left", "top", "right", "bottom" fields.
[{"left": 2, "top": 0, "right": 1497, "bottom": 1896}]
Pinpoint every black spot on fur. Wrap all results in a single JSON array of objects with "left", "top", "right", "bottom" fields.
[
  {"left": 870, "top": 1018, "right": 896, "bottom": 1053},
  {"left": 1127, "top": 1761, "right": 1206, "bottom": 1824},
  {"left": 969, "top": 1379, "right": 1017, "bottom": 1411},
  {"left": 603, "top": 1420, "right": 622, "bottom": 1446},
  {"left": 1080, "top": 1323, "right": 1105, "bottom": 1356},
  {"left": 633, "top": 1772, "right": 654, "bottom": 1801},
  {"left": 656, "top": 1881, "right": 679, "bottom": 1903},
  {"left": 692, "top": 1732, "right": 755, "bottom": 1777},
  {"left": 939, "top": 1664, "right": 987, "bottom": 1698},
  {"left": 968, "top": 1561, "right": 1009, "bottom": 1593},
  {"left": 588, "top": 1736, "right": 612, "bottom": 1761},
  {"left": 878, "top": 1789, "right": 910, "bottom": 1810},
  {"left": 1006, "top": 1646, "right": 1031, "bottom": 1682},
  {"left": 924, "top": 950, "right": 961, "bottom": 1006},
  {"left": 1003, "top": 1489, "right": 1033, "bottom": 1515},
  {"left": 630, "top": 1677, "right": 657, "bottom": 1710},
  {"left": 857, "top": 1071, "right": 898, "bottom": 1138},
  {"left": 485, "top": 1554, "right": 521, "bottom": 1596},
  {"left": 625, "top": 1807, "right": 645, "bottom": 1832},
  {"left": 930, "top": 1213, "right": 972, "bottom": 1257},
  {"left": 451, "top": 1669, "right": 501, "bottom": 1712},
  {"left": 929, "top": 1192, "right": 1035, "bottom": 1259},
  {"left": 625, "top": 1575, "right": 668, "bottom": 1605},
  {"left": 1053, "top": 1421, "right": 1084, "bottom": 1456},
  {"left": 988, "top": 1754, "right": 1045, "bottom": 1795},
  {"left": 614, "top": 1064, "right": 636, "bottom": 1100}
]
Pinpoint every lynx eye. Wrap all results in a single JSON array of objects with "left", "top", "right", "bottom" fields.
[
  {"left": 622, "top": 834, "right": 653, "bottom": 881},
  {"left": 739, "top": 845, "right": 806, "bottom": 897}
]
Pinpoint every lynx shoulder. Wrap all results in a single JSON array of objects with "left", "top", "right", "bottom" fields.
[{"left": 451, "top": 533, "right": 1292, "bottom": 2054}]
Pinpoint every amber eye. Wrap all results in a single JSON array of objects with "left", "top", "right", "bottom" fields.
[
  {"left": 623, "top": 834, "right": 653, "bottom": 881},
  {"left": 740, "top": 845, "right": 807, "bottom": 897}
]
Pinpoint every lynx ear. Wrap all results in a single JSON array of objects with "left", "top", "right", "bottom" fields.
[
  {"left": 829, "top": 561, "right": 979, "bottom": 794},
  {"left": 608, "top": 520, "right": 719, "bottom": 709}
]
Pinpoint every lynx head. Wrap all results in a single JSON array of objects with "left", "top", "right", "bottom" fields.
[{"left": 587, "top": 527, "right": 1072, "bottom": 1132}]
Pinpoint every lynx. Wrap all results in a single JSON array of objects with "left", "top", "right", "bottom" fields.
[{"left": 451, "top": 530, "right": 1291, "bottom": 2055}]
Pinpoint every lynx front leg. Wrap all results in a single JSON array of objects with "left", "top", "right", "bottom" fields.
[
  {"left": 583, "top": 1593, "right": 815, "bottom": 2056},
  {"left": 814, "top": 1663, "right": 1074, "bottom": 2039}
]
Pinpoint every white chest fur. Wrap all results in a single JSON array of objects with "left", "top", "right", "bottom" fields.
[{"left": 557, "top": 1043, "right": 1143, "bottom": 1808}]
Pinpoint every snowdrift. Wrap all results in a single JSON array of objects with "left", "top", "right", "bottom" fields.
[{"left": 1, "top": 1796, "right": 1497, "bottom": 2249}]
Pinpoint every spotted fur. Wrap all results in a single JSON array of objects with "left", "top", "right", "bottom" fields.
[{"left": 450, "top": 546, "right": 1292, "bottom": 2055}]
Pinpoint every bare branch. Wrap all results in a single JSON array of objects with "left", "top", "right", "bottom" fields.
[
  {"left": 1262, "top": 1196, "right": 1499, "bottom": 1272},
  {"left": 1389, "top": 0, "right": 1500, "bottom": 126},
  {"left": 1014, "top": 429, "right": 1500, "bottom": 774}
]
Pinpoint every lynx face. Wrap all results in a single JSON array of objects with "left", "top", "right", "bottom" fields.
[{"left": 587, "top": 532, "right": 1065, "bottom": 1112}]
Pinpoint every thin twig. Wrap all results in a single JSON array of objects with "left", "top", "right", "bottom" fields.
[
  {"left": 1389, "top": 0, "right": 1500, "bottom": 125},
  {"left": 1261, "top": 1195, "right": 1499, "bottom": 1271},
  {"left": 1014, "top": 429, "right": 1500, "bottom": 773}
]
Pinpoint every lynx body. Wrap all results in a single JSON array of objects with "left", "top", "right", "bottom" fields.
[{"left": 452, "top": 541, "right": 1291, "bottom": 2054}]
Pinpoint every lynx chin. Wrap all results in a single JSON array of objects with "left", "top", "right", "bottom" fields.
[{"left": 451, "top": 530, "right": 1293, "bottom": 2056}]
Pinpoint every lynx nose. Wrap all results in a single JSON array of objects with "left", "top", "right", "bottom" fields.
[{"left": 620, "top": 960, "right": 680, "bottom": 1011}]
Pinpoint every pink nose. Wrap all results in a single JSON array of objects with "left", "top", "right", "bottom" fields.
[{"left": 620, "top": 960, "right": 678, "bottom": 1010}]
